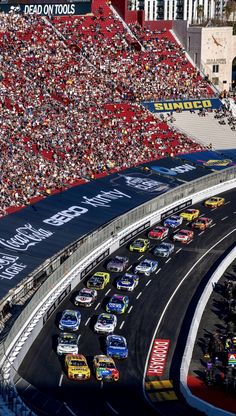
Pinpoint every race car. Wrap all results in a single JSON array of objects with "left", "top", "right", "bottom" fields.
[
  {"left": 129, "top": 238, "right": 150, "bottom": 253},
  {"left": 93, "top": 355, "right": 119, "bottom": 381},
  {"left": 180, "top": 208, "right": 200, "bottom": 221},
  {"left": 116, "top": 273, "right": 139, "bottom": 291},
  {"left": 94, "top": 313, "right": 117, "bottom": 334},
  {"left": 59, "top": 309, "right": 81, "bottom": 331},
  {"left": 65, "top": 354, "right": 90, "bottom": 380},
  {"left": 163, "top": 215, "right": 183, "bottom": 228},
  {"left": 74, "top": 288, "right": 97, "bottom": 307},
  {"left": 153, "top": 242, "right": 174, "bottom": 258},
  {"left": 204, "top": 196, "right": 225, "bottom": 208},
  {"left": 148, "top": 226, "right": 169, "bottom": 240},
  {"left": 86, "top": 272, "right": 110, "bottom": 290},
  {"left": 191, "top": 217, "right": 213, "bottom": 230},
  {"left": 106, "top": 294, "right": 129, "bottom": 314},
  {"left": 135, "top": 258, "right": 158, "bottom": 276},
  {"left": 57, "top": 332, "right": 80, "bottom": 356},
  {"left": 106, "top": 334, "right": 128, "bottom": 359},
  {"left": 172, "top": 229, "right": 194, "bottom": 244},
  {"left": 106, "top": 256, "right": 129, "bottom": 273}
]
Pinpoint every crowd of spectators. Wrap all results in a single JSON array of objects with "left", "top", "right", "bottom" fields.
[{"left": 0, "top": 0, "right": 215, "bottom": 216}]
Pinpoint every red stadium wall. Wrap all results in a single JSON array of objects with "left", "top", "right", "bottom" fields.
[{"left": 144, "top": 20, "right": 173, "bottom": 30}]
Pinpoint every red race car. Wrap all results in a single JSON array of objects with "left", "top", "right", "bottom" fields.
[
  {"left": 148, "top": 226, "right": 169, "bottom": 240},
  {"left": 191, "top": 217, "right": 213, "bottom": 230},
  {"left": 173, "top": 229, "right": 194, "bottom": 244}
]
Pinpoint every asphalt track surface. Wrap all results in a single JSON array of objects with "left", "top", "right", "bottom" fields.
[{"left": 16, "top": 188, "right": 236, "bottom": 416}]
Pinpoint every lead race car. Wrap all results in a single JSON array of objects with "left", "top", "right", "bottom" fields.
[
  {"left": 135, "top": 258, "right": 158, "bottom": 276},
  {"left": 116, "top": 273, "right": 139, "bottom": 291},
  {"left": 106, "top": 256, "right": 129, "bottom": 273},
  {"left": 204, "top": 196, "right": 225, "bottom": 208}
]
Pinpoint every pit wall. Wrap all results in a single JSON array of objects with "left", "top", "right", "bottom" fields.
[{"left": 0, "top": 169, "right": 235, "bottom": 415}]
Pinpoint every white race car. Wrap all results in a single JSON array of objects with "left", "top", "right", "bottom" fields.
[
  {"left": 135, "top": 259, "right": 159, "bottom": 276},
  {"left": 94, "top": 313, "right": 117, "bottom": 335},
  {"left": 74, "top": 288, "right": 97, "bottom": 307},
  {"left": 57, "top": 332, "right": 80, "bottom": 355}
]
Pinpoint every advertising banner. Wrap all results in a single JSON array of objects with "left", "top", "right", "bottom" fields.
[
  {"left": 142, "top": 98, "right": 222, "bottom": 113},
  {"left": 139, "top": 157, "right": 210, "bottom": 183},
  {"left": 0, "top": 159, "right": 213, "bottom": 300},
  {"left": 0, "top": 1, "right": 91, "bottom": 15},
  {"left": 228, "top": 353, "right": 236, "bottom": 366},
  {"left": 179, "top": 150, "right": 236, "bottom": 171}
]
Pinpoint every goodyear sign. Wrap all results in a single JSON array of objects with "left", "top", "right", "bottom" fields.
[{"left": 142, "top": 98, "right": 222, "bottom": 113}]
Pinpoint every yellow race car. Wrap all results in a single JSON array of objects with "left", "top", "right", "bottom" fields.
[
  {"left": 93, "top": 355, "right": 119, "bottom": 382},
  {"left": 180, "top": 208, "right": 200, "bottom": 221},
  {"left": 65, "top": 354, "right": 90, "bottom": 380},
  {"left": 204, "top": 196, "right": 225, "bottom": 208},
  {"left": 87, "top": 271, "right": 110, "bottom": 290},
  {"left": 129, "top": 238, "right": 150, "bottom": 253}
]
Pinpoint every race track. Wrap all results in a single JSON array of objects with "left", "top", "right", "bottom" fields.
[{"left": 16, "top": 189, "right": 236, "bottom": 416}]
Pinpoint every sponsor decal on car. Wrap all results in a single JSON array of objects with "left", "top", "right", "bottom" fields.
[{"left": 147, "top": 339, "right": 170, "bottom": 376}]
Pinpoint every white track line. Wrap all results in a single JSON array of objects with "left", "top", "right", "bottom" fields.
[
  {"left": 221, "top": 216, "right": 228, "bottom": 221},
  {"left": 85, "top": 317, "right": 90, "bottom": 326},
  {"left": 127, "top": 265, "right": 132, "bottom": 271},
  {"left": 105, "top": 289, "right": 111, "bottom": 296},
  {"left": 136, "top": 292, "right": 142, "bottom": 299},
  {"left": 59, "top": 374, "right": 63, "bottom": 387},
  {"left": 106, "top": 401, "right": 119, "bottom": 415},
  {"left": 210, "top": 223, "right": 216, "bottom": 228},
  {"left": 198, "top": 231, "right": 204, "bottom": 236},
  {"left": 146, "top": 279, "right": 152, "bottom": 286},
  {"left": 224, "top": 201, "right": 231, "bottom": 205},
  {"left": 138, "top": 254, "right": 144, "bottom": 260},
  {"left": 143, "top": 228, "right": 236, "bottom": 400},
  {"left": 165, "top": 258, "right": 171, "bottom": 264},
  {"left": 176, "top": 248, "right": 182, "bottom": 253},
  {"left": 119, "top": 321, "right": 125, "bottom": 329},
  {"left": 128, "top": 305, "right": 133, "bottom": 314},
  {"left": 63, "top": 402, "right": 77, "bottom": 416},
  {"left": 95, "top": 302, "right": 100, "bottom": 310},
  {"left": 155, "top": 268, "right": 161, "bottom": 275}
]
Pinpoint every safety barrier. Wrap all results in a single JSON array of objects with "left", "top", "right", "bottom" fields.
[
  {"left": 180, "top": 247, "right": 236, "bottom": 416},
  {"left": 0, "top": 167, "right": 235, "bottom": 415}
]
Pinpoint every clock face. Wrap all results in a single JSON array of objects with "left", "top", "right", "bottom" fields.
[{"left": 212, "top": 35, "right": 223, "bottom": 47}]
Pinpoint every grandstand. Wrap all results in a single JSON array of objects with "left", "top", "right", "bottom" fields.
[{"left": 0, "top": 0, "right": 222, "bottom": 218}]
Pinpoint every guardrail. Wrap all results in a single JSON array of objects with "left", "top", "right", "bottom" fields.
[
  {"left": 0, "top": 167, "right": 235, "bottom": 415},
  {"left": 180, "top": 246, "right": 236, "bottom": 416}
]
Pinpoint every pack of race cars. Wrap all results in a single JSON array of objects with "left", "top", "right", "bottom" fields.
[{"left": 56, "top": 196, "right": 225, "bottom": 382}]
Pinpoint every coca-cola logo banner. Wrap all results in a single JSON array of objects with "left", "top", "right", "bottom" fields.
[{"left": 0, "top": 158, "right": 211, "bottom": 299}]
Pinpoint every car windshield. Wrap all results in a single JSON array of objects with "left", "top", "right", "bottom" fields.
[
  {"left": 180, "top": 231, "right": 188, "bottom": 235},
  {"left": 63, "top": 313, "right": 76, "bottom": 321},
  {"left": 158, "top": 243, "right": 167, "bottom": 249},
  {"left": 79, "top": 291, "right": 92, "bottom": 298},
  {"left": 110, "top": 298, "right": 123, "bottom": 304},
  {"left": 99, "top": 362, "right": 115, "bottom": 369},
  {"left": 99, "top": 316, "right": 114, "bottom": 324},
  {"left": 59, "top": 336, "right": 76, "bottom": 345},
  {"left": 153, "top": 227, "right": 162, "bottom": 232},
  {"left": 113, "top": 257, "right": 123, "bottom": 264},
  {"left": 70, "top": 360, "right": 86, "bottom": 367},
  {"left": 141, "top": 261, "right": 151, "bottom": 267},
  {"left": 110, "top": 338, "right": 125, "bottom": 347},
  {"left": 133, "top": 240, "right": 144, "bottom": 247},
  {"left": 121, "top": 277, "right": 133, "bottom": 282}
]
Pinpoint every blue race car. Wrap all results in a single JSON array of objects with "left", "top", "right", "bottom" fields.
[
  {"left": 153, "top": 242, "right": 175, "bottom": 258},
  {"left": 135, "top": 258, "right": 158, "bottom": 276},
  {"left": 106, "top": 334, "right": 128, "bottom": 359},
  {"left": 116, "top": 273, "right": 139, "bottom": 292},
  {"left": 106, "top": 294, "right": 129, "bottom": 314},
  {"left": 163, "top": 215, "right": 183, "bottom": 228},
  {"left": 59, "top": 309, "right": 81, "bottom": 331}
]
